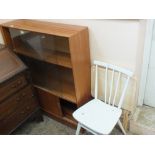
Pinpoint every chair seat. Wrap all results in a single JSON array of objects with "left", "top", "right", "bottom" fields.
[{"left": 73, "top": 99, "right": 122, "bottom": 134}]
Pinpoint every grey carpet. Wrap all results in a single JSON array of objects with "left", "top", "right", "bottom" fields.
[{"left": 13, "top": 115, "right": 123, "bottom": 135}]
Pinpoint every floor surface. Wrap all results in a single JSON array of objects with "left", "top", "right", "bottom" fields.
[
  {"left": 12, "top": 115, "right": 123, "bottom": 135},
  {"left": 130, "top": 105, "right": 155, "bottom": 134}
]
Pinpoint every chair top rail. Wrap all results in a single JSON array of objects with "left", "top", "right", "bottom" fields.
[{"left": 94, "top": 60, "right": 133, "bottom": 77}]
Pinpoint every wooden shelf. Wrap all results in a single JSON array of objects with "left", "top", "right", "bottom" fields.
[
  {"left": 34, "top": 84, "right": 76, "bottom": 103},
  {"left": 14, "top": 45, "right": 72, "bottom": 68},
  {"left": 18, "top": 56, "right": 76, "bottom": 103},
  {"left": 60, "top": 99, "right": 77, "bottom": 122}
]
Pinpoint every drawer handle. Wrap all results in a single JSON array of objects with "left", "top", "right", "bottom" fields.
[
  {"left": 26, "top": 106, "right": 30, "bottom": 110},
  {"left": 11, "top": 80, "right": 22, "bottom": 88},
  {"left": 22, "top": 93, "right": 26, "bottom": 97},
  {"left": 2, "top": 119, "right": 7, "bottom": 124},
  {"left": 17, "top": 80, "right": 22, "bottom": 85},
  {"left": 21, "top": 111, "right": 25, "bottom": 114},
  {"left": 11, "top": 84, "right": 17, "bottom": 88},
  {"left": 16, "top": 97, "right": 21, "bottom": 102}
]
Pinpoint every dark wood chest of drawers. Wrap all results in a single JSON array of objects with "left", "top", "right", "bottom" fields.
[{"left": 0, "top": 48, "right": 40, "bottom": 134}]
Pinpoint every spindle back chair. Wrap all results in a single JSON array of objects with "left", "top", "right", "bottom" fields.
[{"left": 73, "top": 60, "right": 133, "bottom": 135}]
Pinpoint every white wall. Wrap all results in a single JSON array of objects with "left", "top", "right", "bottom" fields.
[
  {"left": 0, "top": 19, "right": 147, "bottom": 112},
  {"left": 41, "top": 20, "right": 141, "bottom": 71},
  {"left": 41, "top": 19, "right": 147, "bottom": 111}
]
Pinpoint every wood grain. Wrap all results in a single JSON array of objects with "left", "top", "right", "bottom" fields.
[
  {"left": 0, "top": 48, "right": 26, "bottom": 83},
  {"left": 36, "top": 87, "right": 63, "bottom": 117},
  {"left": 69, "top": 28, "right": 91, "bottom": 106},
  {"left": 1, "top": 19, "right": 91, "bottom": 126},
  {"left": 1, "top": 19, "right": 87, "bottom": 37}
]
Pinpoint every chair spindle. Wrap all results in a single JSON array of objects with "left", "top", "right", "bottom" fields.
[{"left": 112, "top": 72, "right": 121, "bottom": 106}]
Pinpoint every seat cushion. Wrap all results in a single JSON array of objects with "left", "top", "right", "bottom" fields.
[{"left": 73, "top": 99, "right": 122, "bottom": 134}]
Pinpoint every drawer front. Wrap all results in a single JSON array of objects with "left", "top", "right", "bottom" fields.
[
  {"left": 0, "top": 95, "right": 38, "bottom": 135},
  {"left": 0, "top": 85, "right": 35, "bottom": 120},
  {"left": 0, "top": 74, "right": 28, "bottom": 102}
]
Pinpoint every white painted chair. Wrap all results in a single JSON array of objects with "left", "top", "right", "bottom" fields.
[{"left": 73, "top": 60, "right": 133, "bottom": 135}]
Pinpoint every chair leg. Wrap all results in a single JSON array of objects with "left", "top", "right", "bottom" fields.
[
  {"left": 76, "top": 123, "right": 82, "bottom": 135},
  {"left": 118, "top": 120, "right": 126, "bottom": 135}
]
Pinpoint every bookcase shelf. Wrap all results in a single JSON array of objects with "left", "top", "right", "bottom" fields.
[
  {"left": 14, "top": 47, "right": 72, "bottom": 68},
  {"left": 1, "top": 19, "right": 91, "bottom": 127},
  {"left": 34, "top": 85, "right": 76, "bottom": 103},
  {"left": 11, "top": 30, "right": 72, "bottom": 68},
  {"left": 19, "top": 55, "right": 76, "bottom": 103}
]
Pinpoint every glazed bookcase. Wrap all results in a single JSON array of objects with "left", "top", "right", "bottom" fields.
[{"left": 1, "top": 20, "right": 91, "bottom": 127}]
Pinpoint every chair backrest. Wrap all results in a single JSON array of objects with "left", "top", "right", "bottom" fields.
[{"left": 94, "top": 60, "right": 133, "bottom": 109}]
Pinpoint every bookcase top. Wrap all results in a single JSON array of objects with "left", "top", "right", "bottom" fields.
[{"left": 1, "top": 19, "right": 88, "bottom": 37}]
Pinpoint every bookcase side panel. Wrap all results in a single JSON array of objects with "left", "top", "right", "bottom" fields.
[{"left": 69, "top": 29, "right": 91, "bottom": 106}]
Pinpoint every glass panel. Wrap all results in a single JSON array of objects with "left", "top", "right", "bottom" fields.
[
  {"left": 8, "top": 27, "right": 76, "bottom": 102},
  {"left": 19, "top": 56, "right": 76, "bottom": 103},
  {"left": 60, "top": 67, "right": 76, "bottom": 102},
  {"left": 20, "top": 56, "right": 62, "bottom": 97},
  {"left": 9, "top": 28, "right": 72, "bottom": 68}
]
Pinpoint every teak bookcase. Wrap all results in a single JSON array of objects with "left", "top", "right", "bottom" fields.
[{"left": 1, "top": 20, "right": 91, "bottom": 127}]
